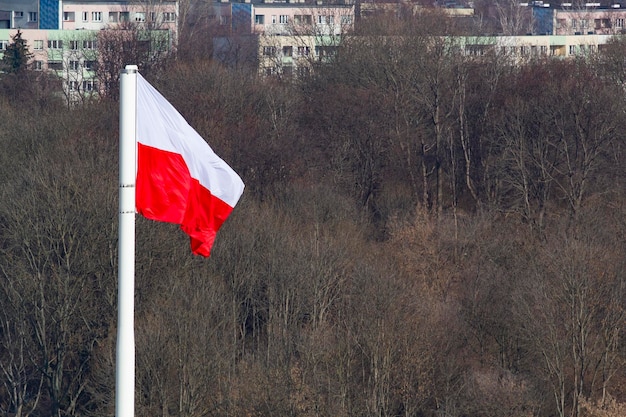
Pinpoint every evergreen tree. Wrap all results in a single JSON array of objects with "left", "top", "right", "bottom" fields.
[
  {"left": 0, "top": 30, "right": 60, "bottom": 108},
  {"left": 0, "top": 30, "right": 33, "bottom": 74}
]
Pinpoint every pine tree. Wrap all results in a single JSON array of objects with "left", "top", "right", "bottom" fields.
[{"left": 0, "top": 30, "right": 33, "bottom": 74}]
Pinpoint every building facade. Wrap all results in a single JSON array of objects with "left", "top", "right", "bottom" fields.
[
  {"left": 534, "top": 4, "right": 626, "bottom": 35},
  {"left": 0, "top": 0, "right": 41, "bottom": 29},
  {"left": 214, "top": 32, "right": 617, "bottom": 78},
  {"left": 209, "top": 0, "right": 354, "bottom": 35},
  {"left": 0, "top": 0, "right": 176, "bottom": 31},
  {"left": 461, "top": 33, "right": 614, "bottom": 59},
  {"left": 211, "top": 0, "right": 354, "bottom": 77},
  {"left": 0, "top": 1, "right": 176, "bottom": 101},
  {"left": 61, "top": 0, "right": 177, "bottom": 32}
]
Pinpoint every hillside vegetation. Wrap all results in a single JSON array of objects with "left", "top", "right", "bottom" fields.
[{"left": 1, "top": 22, "right": 625, "bottom": 417}]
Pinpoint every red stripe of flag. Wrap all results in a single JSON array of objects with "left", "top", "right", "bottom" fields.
[{"left": 136, "top": 75, "right": 244, "bottom": 256}]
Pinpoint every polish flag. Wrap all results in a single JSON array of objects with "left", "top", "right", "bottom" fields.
[{"left": 135, "top": 74, "right": 244, "bottom": 256}]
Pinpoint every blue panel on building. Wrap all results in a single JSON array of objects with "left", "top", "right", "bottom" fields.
[
  {"left": 40, "top": 0, "right": 59, "bottom": 29},
  {"left": 232, "top": 3, "right": 252, "bottom": 34},
  {"left": 533, "top": 7, "right": 554, "bottom": 35}
]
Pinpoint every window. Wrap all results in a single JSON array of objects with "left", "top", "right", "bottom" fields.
[
  {"left": 540, "top": 45, "right": 547, "bottom": 55},
  {"left": 272, "top": 15, "right": 277, "bottom": 24},
  {"left": 317, "top": 15, "right": 332, "bottom": 24},
  {"left": 69, "top": 81, "right": 79, "bottom": 91},
  {"left": 63, "top": 11, "right": 75, "bottom": 21},
  {"left": 294, "top": 14, "right": 312, "bottom": 24},
  {"left": 581, "top": 19, "right": 588, "bottom": 28},
  {"left": 557, "top": 18, "right": 566, "bottom": 28},
  {"left": 120, "top": 12, "right": 130, "bottom": 22},
  {"left": 279, "top": 15, "right": 288, "bottom": 24},
  {"left": 84, "top": 60, "right": 97, "bottom": 71},
  {"left": 255, "top": 14, "right": 265, "bottom": 24},
  {"left": 149, "top": 12, "right": 156, "bottom": 22},
  {"left": 617, "top": 18, "right": 624, "bottom": 28},
  {"left": 466, "top": 45, "right": 486, "bottom": 56},
  {"left": 83, "top": 40, "right": 97, "bottom": 49},
  {"left": 569, "top": 45, "right": 576, "bottom": 55},
  {"left": 48, "top": 61, "right": 63, "bottom": 71},
  {"left": 33, "top": 40, "right": 43, "bottom": 50},
  {"left": 33, "top": 60, "right": 43, "bottom": 71},
  {"left": 163, "top": 12, "right": 175, "bottom": 22},
  {"left": 263, "top": 46, "right": 276, "bottom": 56},
  {"left": 109, "top": 12, "right": 118, "bottom": 23},
  {"left": 69, "top": 60, "right": 80, "bottom": 71},
  {"left": 69, "top": 40, "right": 79, "bottom": 50},
  {"left": 316, "top": 15, "right": 334, "bottom": 24},
  {"left": 297, "top": 66, "right": 310, "bottom": 77},
  {"left": 48, "top": 40, "right": 63, "bottom": 49},
  {"left": 341, "top": 15, "right": 352, "bottom": 24},
  {"left": 83, "top": 80, "right": 98, "bottom": 92},
  {"left": 28, "top": 12, "right": 37, "bottom": 22},
  {"left": 92, "top": 12, "right": 102, "bottom": 22},
  {"left": 14, "top": 11, "right": 23, "bottom": 18},
  {"left": 135, "top": 12, "right": 146, "bottom": 22},
  {"left": 315, "top": 45, "right": 337, "bottom": 59},
  {"left": 283, "top": 45, "right": 293, "bottom": 56},
  {"left": 572, "top": 19, "right": 577, "bottom": 28},
  {"left": 0, "top": 40, "right": 7, "bottom": 50},
  {"left": 297, "top": 46, "right": 310, "bottom": 56},
  {"left": 82, "top": 11, "right": 89, "bottom": 21},
  {"left": 264, "top": 66, "right": 277, "bottom": 76}
]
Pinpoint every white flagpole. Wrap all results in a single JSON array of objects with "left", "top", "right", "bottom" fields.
[{"left": 117, "top": 65, "right": 138, "bottom": 417}]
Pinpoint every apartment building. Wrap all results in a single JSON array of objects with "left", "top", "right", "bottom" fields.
[
  {"left": 213, "top": 32, "right": 339, "bottom": 76},
  {"left": 1, "top": 0, "right": 620, "bottom": 85},
  {"left": 212, "top": 0, "right": 354, "bottom": 76},
  {"left": 0, "top": 0, "right": 41, "bottom": 29},
  {"left": 248, "top": 3, "right": 353, "bottom": 35},
  {"left": 222, "top": 32, "right": 614, "bottom": 78},
  {"left": 0, "top": 0, "right": 177, "bottom": 31},
  {"left": 533, "top": 3, "right": 626, "bottom": 35},
  {"left": 1, "top": 27, "right": 170, "bottom": 100},
  {"left": 461, "top": 34, "right": 613, "bottom": 59},
  {"left": 0, "top": 1, "right": 175, "bottom": 102},
  {"left": 209, "top": 0, "right": 354, "bottom": 36},
  {"left": 61, "top": 0, "right": 177, "bottom": 32},
  {"left": 1, "top": 28, "right": 102, "bottom": 95}
]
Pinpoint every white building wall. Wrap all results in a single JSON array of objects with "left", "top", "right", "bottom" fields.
[
  {"left": 251, "top": 4, "right": 354, "bottom": 36},
  {"left": 61, "top": 1, "right": 177, "bottom": 32}
]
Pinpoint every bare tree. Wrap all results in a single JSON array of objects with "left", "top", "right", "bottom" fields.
[
  {"left": 514, "top": 231, "right": 625, "bottom": 417},
  {"left": 95, "top": 27, "right": 170, "bottom": 100}
]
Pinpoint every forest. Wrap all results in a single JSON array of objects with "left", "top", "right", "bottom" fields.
[{"left": 1, "top": 13, "right": 626, "bottom": 417}]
